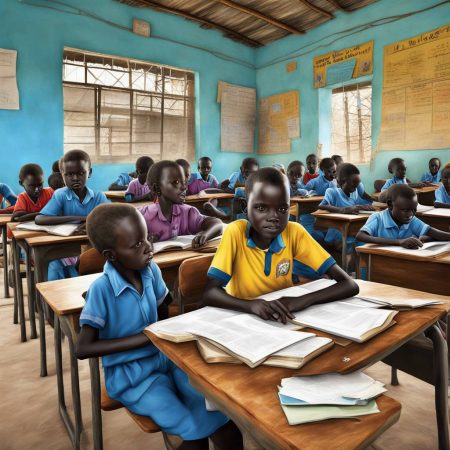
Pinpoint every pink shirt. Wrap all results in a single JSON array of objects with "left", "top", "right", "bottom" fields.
[
  {"left": 138, "top": 203, "right": 207, "bottom": 241},
  {"left": 125, "top": 178, "right": 151, "bottom": 197},
  {"left": 187, "top": 173, "right": 219, "bottom": 195}
]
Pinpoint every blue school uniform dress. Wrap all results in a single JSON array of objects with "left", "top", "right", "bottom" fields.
[
  {"left": 40, "top": 187, "right": 109, "bottom": 280},
  {"left": 80, "top": 261, "right": 229, "bottom": 439},
  {"left": 228, "top": 171, "right": 246, "bottom": 190},
  {"left": 0, "top": 183, "right": 17, "bottom": 208},
  {"left": 319, "top": 186, "right": 373, "bottom": 249},
  {"left": 421, "top": 171, "right": 441, "bottom": 183},
  {"left": 380, "top": 177, "right": 407, "bottom": 191},
  {"left": 435, "top": 184, "right": 450, "bottom": 204},
  {"left": 359, "top": 208, "right": 430, "bottom": 239}
]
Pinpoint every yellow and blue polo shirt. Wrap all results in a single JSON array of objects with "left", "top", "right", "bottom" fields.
[{"left": 207, "top": 220, "right": 335, "bottom": 300}]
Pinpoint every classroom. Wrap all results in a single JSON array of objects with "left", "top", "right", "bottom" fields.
[{"left": 1, "top": 0, "right": 450, "bottom": 449}]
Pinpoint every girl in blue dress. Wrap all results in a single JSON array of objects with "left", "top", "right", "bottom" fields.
[{"left": 76, "top": 203, "right": 243, "bottom": 450}]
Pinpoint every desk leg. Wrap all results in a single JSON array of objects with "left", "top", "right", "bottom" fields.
[
  {"left": 12, "top": 240, "right": 18, "bottom": 325},
  {"left": 341, "top": 224, "right": 350, "bottom": 273},
  {"left": 12, "top": 239, "right": 26, "bottom": 342},
  {"left": 24, "top": 244, "right": 37, "bottom": 339},
  {"left": 2, "top": 225, "right": 10, "bottom": 298},
  {"left": 89, "top": 357, "right": 103, "bottom": 450}
]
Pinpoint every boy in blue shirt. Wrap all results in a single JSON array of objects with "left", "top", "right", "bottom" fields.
[
  {"left": 224, "top": 157, "right": 259, "bottom": 193},
  {"left": 304, "top": 157, "right": 337, "bottom": 195},
  {"left": 357, "top": 184, "right": 450, "bottom": 248},
  {"left": 434, "top": 163, "right": 450, "bottom": 209},
  {"left": 421, "top": 157, "right": 441, "bottom": 184},
  {"left": 287, "top": 160, "right": 309, "bottom": 197}
]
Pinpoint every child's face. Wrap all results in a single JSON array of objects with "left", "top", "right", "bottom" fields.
[
  {"left": 429, "top": 159, "right": 441, "bottom": 175},
  {"left": 340, "top": 173, "right": 360, "bottom": 194},
  {"left": 61, "top": 160, "right": 90, "bottom": 192},
  {"left": 442, "top": 168, "right": 450, "bottom": 193},
  {"left": 306, "top": 157, "right": 318, "bottom": 174},
  {"left": 198, "top": 160, "right": 212, "bottom": 180},
  {"left": 111, "top": 214, "right": 153, "bottom": 271},
  {"left": 247, "top": 181, "right": 290, "bottom": 242},
  {"left": 390, "top": 196, "right": 418, "bottom": 224},
  {"left": 179, "top": 164, "right": 191, "bottom": 181},
  {"left": 159, "top": 165, "right": 187, "bottom": 204},
  {"left": 393, "top": 161, "right": 407, "bottom": 179},
  {"left": 22, "top": 174, "right": 44, "bottom": 200},
  {"left": 287, "top": 165, "right": 304, "bottom": 185},
  {"left": 136, "top": 165, "right": 149, "bottom": 184},
  {"left": 322, "top": 162, "right": 337, "bottom": 181},
  {"left": 241, "top": 163, "right": 259, "bottom": 180}
]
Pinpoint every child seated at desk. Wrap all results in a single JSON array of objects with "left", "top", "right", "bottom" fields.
[
  {"left": 224, "top": 157, "right": 259, "bottom": 194},
  {"left": 434, "top": 163, "right": 450, "bottom": 209},
  {"left": 287, "top": 160, "right": 308, "bottom": 196},
  {"left": 331, "top": 155, "right": 344, "bottom": 167},
  {"left": 36, "top": 149, "right": 109, "bottom": 280},
  {"left": 203, "top": 167, "right": 358, "bottom": 321},
  {"left": 0, "top": 182, "right": 17, "bottom": 214},
  {"left": 139, "top": 160, "right": 223, "bottom": 247},
  {"left": 421, "top": 157, "right": 441, "bottom": 184},
  {"left": 77, "top": 204, "right": 243, "bottom": 450},
  {"left": 125, "top": 156, "right": 154, "bottom": 203},
  {"left": 303, "top": 154, "right": 319, "bottom": 185},
  {"left": 304, "top": 157, "right": 337, "bottom": 195},
  {"left": 108, "top": 172, "right": 135, "bottom": 191},
  {"left": 356, "top": 184, "right": 450, "bottom": 248},
  {"left": 48, "top": 172, "right": 64, "bottom": 191}
]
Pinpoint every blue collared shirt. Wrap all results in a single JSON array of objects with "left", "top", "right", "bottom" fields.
[
  {"left": 381, "top": 177, "right": 407, "bottom": 191},
  {"left": 360, "top": 208, "right": 430, "bottom": 239},
  {"left": 304, "top": 175, "right": 337, "bottom": 196},
  {"left": 80, "top": 260, "right": 168, "bottom": 367},
  {"left": 0, "top": 183, "right": 17, "bottom": 208},
  {"left": 113, "top": 173, "right": 133, "bottom": 186},
  {"left": 40, "top": 186, "right": 109, "bottom": 216},
  {"left": 320, "top": 186, "right": 372, "bottom": 208},
  {"left": 435, "top": 184, "right": 450, "bottom": 204},
  {"left": 421, "top": 171, "right": 441, "bottom": 183},
  {"left": 228, "top": 171, "right": 246, "bottom": 190}
]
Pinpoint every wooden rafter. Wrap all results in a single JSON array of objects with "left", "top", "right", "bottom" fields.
[
  {"left": 217, "top": 0, "right": 305, "bottom": 34},
  {"left": 132, "top": 0, "right": 263, "bottom": 46},
  {"left": 325, "top": 0, "right": 348, "bottom": 11},
  {"left": 297, "top": 0, "right": 334, "bottom": 18}
]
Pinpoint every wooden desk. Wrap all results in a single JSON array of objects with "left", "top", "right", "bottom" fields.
[
  {"left": 185, "top": 193, "right": 234, "bottom": 220},
  {"left": 372, "top": 185, "right": 438, "bottom": 206},
  {"left": 417, "top": 208, "right": 450, "bottom": 232},
  {"left": 104, "top": 191, "right": 125, "bottom": 201},
  {"left": 0, "top": 214, "right": 12, "bottom": 298},
  {"left": 290, "top": 195, "right": 324, "bottom": 221}
]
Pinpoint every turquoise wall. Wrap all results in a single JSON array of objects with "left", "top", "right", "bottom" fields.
[
  {"left": 255, "top": 0, "right": 450, "bottom": 188},
  {"left": 1, "top": 0, "right": 449, "bottom": 194}
]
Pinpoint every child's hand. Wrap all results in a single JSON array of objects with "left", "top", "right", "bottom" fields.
[
  {"left": 399, "top": 237, "right": 423, "bottom": 249},
  {"left": 419, "top": 235, "right": 431, "bottom": 243},
  {"left": 192, "top": 231, "right": 208, "bottom": 248},
  {"left": 148, "top": 233, "right": 159, "bottom": 243},
  {"left": 343, "top": 206, "right": 360, "bottom": 214},
  {"left": 219, "top": 179, "right": 230, "bottom": 190},
  {"left": 249, "top": 299, "right": 295, "bottom": 324},
  {"left": 359, "top": 204, "right": 376, "bottom": 211},
  {"left": 72, "top": 223, "right": 87, "bottom": 235}
]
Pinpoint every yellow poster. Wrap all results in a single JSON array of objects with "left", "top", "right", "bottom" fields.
[
  {"left": 380, "top": 24, "right": 450, "bottom": 150},
  {"left": 258, "top": 91, "right": 300, "bottom": 154},
  {"left": 313, "top": 41, "right": 373, "bottom": 88}
]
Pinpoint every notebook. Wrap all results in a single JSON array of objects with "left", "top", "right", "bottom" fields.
[
  {"left": 15, "top": 222, "right": 80, "bottom": 237},
  {"left": 373, "top": 241, "right": 450, "bottom": 258},
  {"left": 152, "top": 234, "right": 222, "bottom": 254}
]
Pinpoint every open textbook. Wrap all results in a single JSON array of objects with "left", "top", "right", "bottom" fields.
[
  {"left": 372, "top": 241, "right": 450, "bottom": 258},
  {"left": 15, "top": 221, "right": 80, "bottom": 237},
  {"left": 152, "top": 234, "right": 222, "bottom": 254}
]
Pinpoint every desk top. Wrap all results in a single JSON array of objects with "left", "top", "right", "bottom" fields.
[
  {"left": 419, "top": 208, "right": 450, "bottom": 219},
  {"left": 290, "top": 195, "right": 324, "bottom": 204},
  {"left": 7, "top": 222, "right": 44, "bottom": 240},
  {"left": 372, "top": 185, "right": 438, "bottom": 201},
  {"left": 0, "top": 215, "right": 12, "bottom": 226},
  {"left": 104, "top": 191, "right": 126, "bottom": 200},
  {"left": 312, "top": 210, "right": 369, "bottom": 222},
  {"left": 25, "top": 234, "right": 90, "bottom": 247},
  {"left": 185, "top": 193, "right": 234, "bottom": 203}
]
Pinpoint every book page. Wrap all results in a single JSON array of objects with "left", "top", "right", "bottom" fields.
[
  {"left": 375, "top": 241, "right": 450, "bottom": 257},
  {"left": 0, "top": 49, "right": 19, "bottom": 110},
  {"left": 152, "top": 235, "right": 195, "bottom": 253},
  {"left": 423, "top": 208, "right": 450, "bottom": 217}
]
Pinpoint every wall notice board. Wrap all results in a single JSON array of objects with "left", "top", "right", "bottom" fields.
[
  {"left": 379, "top": 24, "right": 450, "bottom": 150},
  {"left": 258, "top": 90, "right": 300, "bottom": 154}
]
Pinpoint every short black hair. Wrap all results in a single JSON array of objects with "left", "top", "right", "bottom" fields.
[
  {"left": 19, "top": 163, "right": 43, "bottom": 182},
  {"left": 86, "top": 203, "right": 141, "bottom": 253},
  {"left": 61, "top": 149, "right": 91, "bottom": 169},
  {"left": 287, "top": 160, "right": 304, "bottom": 172},
  {"left": 198, "top": 156, "right": 212, "bottom": 165},
  {"left": 245, "top": 167, "right": 289, "bottom": 197},
  {"left": 331, "top": 155, "right": 343, "bottom": 165},
  {"left": 48, "top": 172, "right": 64, "bottom": 190},
  {"left": 52, "top": 160, "right": 61, "bottom": 173},
  {"left": 175, "top": 158, "right": 190, "bottom": 170},
  {"left": 388, "top": 157, "right": 404, "bottom": 174},
  {"left": 147, "top": 160, "right": 182, "bottom": 194},
  {"left": 387, "top": 184, "right": 416, "bottom": 203},
  {"left": 241, "top": 157, "right": 259, "bottom": 168},
  {"left": 136, "top": 156, "right": 154, "bottom": 172},
  {"left": 337, "top": 163, "right": 359, "bottom": 183},
  {"left": 306, "top": 154, "right": 318, "bottom": 162},
  {"left": 429, "top": 157, "right": 441, "bottom": 166},
  {"left": 319, "top": 157, "right": 335, "bottom": 171}
]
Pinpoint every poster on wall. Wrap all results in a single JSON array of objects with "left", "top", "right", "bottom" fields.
[
  {"left": 0, "top": 48, "right": 19, "bottom": 110},
  {"left": 313, "top": 41, "right": 373, "bottom": 88},
  {"left": 379, "top": 24, "right": 450, "bottom": 150}
]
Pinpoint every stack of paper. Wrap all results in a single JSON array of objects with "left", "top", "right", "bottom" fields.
[
  {"left": 279, "top": 372, "right": 385, "bottom": 425},
  {"left": 16, "top": 222, "right": 80, "bottom": 236}
]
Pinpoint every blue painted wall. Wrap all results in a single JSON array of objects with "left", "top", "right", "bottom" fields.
[{"left": 255, "top": 0, "right": 450, "bottom": 188}]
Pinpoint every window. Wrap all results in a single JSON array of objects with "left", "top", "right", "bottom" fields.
[
  {"left": 62, "top": 49, "right": 195, "bottom": 164},
  {"left": 331, "top": 82, "right": 372, "bottom": 164}
]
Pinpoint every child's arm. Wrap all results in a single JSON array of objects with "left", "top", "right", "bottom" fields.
[
  {"left": 12, "top": 211, "right": 40, "bottom": 222},
  {"left": 202, "top": 188, "right": 225, "bottom": 194},
  {"left": 192, "top": 217, "right": 223, "bottom": 248},
  {"left": 0, "top": 205, "right": 15, "bottom": 214},
  {"left": 356, "top": 230, "right": 423, "bottom": 249},
  {"left": 424, "top": 227, "right": 450, "bottom": 241},
  {"left": 108, "top": 183, "right": 128, "bottom": 191},
  {"left": 408, "top": 182, "right": 426, "bottom": 188},
  {"left": 125, "top": 192, "right": 154, "bottom": 203},
  {"left": 35, "top": 214, "right": 86, "bottom": 225},
  {"left": 319, "top": 204, "right": 359, "bottom": 214},
  {"left": 434, "top": 201, "right": 450, "bottom": 209}
]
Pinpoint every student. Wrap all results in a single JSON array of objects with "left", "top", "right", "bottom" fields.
[
  {"left": 176, "top": 159, "right": 192, "bottom": 184},
  {"left": 108, "top": 172, "right": 135, "bottom": 191},
  {"left": 51, "top": 159, "right": 61, "bottom": 173},
  {"left": 331, "top": 155, "right": 344, "bottom": 167},
  {"left": 304, "top": 157, "right": 337, "bottom": 195},
  {"left": 421, "top": 157, "right": 441, "bottom": 184},
  {"left": 48, "top": 172, "right": 64, "bottom": 191},
  {"left": 357, "top": 184, "right": 450, "bottom": 247},
  {"left": 286, "top": 161, "right": 308, "bottom": 196},
  {"left": 76, "top": 204, "right": 243, "bottom": 450},
  {"left": 125, "top": 156, "right": 154, "bottom": 202},
  {"left": 224, "top": 157, "right": 259, "bottom": 193},
  {"left": 303, "top": 154, "right": 319, "bottom": 185},
  {"left": 139, "top": 160, "right": 223, "bottom": 246},
  {"left": 272, "top": 163, "right": 286, "bottom": 174},
  {"left": 36, "top": 149, "right": 109, "bottom": 280},
  {"left": 203, "top": 168, "right": 358, "bottom": 320},
  {"left": 12, "top": 164, "right": 53, "bottom": 222},
  {"left": 434, "top": 163, "right": 450, "bottom": 208},
  {"left": 0, "top": 182, "right": 17, "bottom": 213}
]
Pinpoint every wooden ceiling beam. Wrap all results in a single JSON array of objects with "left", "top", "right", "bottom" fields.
[
  {"left": 324, "top": 0, "right": 349, "bottom": 11},
  {"left": 132, "top": 0, "right": 263, "bottom": 46},
  {"left": 216, "top": 0, "right": 305, "bottom": 34},
  {"left": 297, "top": 0, "right": 335, "bottom": 18}
]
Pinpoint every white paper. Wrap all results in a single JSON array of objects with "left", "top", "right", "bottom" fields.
[
  {"left": 16, "top": 222, "right": 79, "bottom": 236},
  {"left": 422, "top": 208, "right": 450, "bottom": 217},
  {"left": 0, "top": 49, "right": 19, "bottom": 109},
  {"left": 375, "top": 241, "right": 450, "bottom": 257}
]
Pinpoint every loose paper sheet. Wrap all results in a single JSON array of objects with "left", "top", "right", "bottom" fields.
[
  {"left": 0, "top": 49, "right": 19, "bottom": 109},
  {"left": 380, "top": 24, "right": 450, "bottom": 150}
]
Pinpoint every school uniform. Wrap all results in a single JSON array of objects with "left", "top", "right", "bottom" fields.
[
  {"left": 0, "top": 183, "right": 17, "bottom": 209},
  {"left": 187, "top": 172, "right": 219, "bottom": 195},
  {"left": 113, "top": 172, "right": 133, "bottom": 187},
  {"left": 39, "top": 186, "right": 109, "bottom": 280},
  {"left": 138, "top": 203, "right": 207, "bottom": 242},
  {"left": 227, "top": 171, "right": 246, "bottom": 190},
  {"left": 359, "top": 208, "right": 430, "bottom": 239},
  {"left": 304, "top": 175, "right": 337, "bottom": 196},
  {"left": 380, "top": 177, "right": 407, "bottom": 191},
  {"left": 319, "top": 186, "right": 372, "bottom": 246},
  {"left": 435, "top": 184, "right": 450, "bottom": 204},
  {"left": 421, "top": 171, "right": 441, "bottom": 183},
  {"left": 289, "top": 181, "right": 308, "bottom": 197},
  {"left": 208, "top": 220, "right": 335, "bottom": 299},
  {"left": 125, "top": 178, "right": 151, "bottom": 201},
  {"left": 80, "top": 261, "right": 228, "bottom": 439},
  {"left": 302, "top": 172, "right": 319, "bottom": 185}
]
